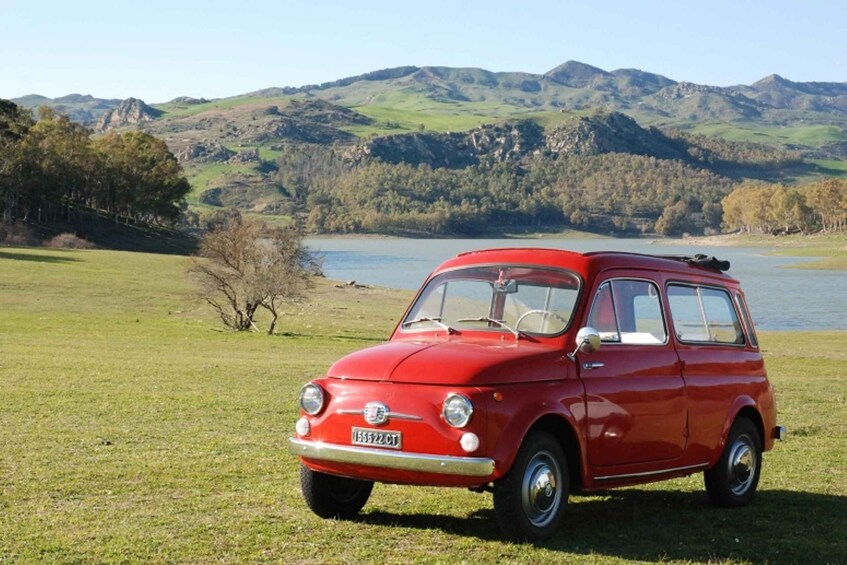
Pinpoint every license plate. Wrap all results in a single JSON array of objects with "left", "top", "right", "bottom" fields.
[{"left": 351, "top": 427, "right": 402, "bottom": 450}]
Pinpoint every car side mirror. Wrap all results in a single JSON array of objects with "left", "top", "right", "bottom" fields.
[{"left": 567, "top": 326, "right": 601, "bottom": 361}]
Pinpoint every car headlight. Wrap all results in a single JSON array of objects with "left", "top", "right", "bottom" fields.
[
  {"left": 443, "top": 393, "right": 473, "bottom": 428},
  {"left": 299, "top": 383, "right": 325, "bottom": 415}
]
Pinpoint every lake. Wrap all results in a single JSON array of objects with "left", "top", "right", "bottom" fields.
[{"left": 305, "top": 238, "right": 846, "bottom": 331}]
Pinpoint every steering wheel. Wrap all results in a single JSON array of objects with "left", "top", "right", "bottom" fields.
[{"left": 515, "top": 309, "right": 568, "bottom": 331}]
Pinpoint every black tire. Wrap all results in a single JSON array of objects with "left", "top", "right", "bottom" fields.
[
  {"left": 704, "top": 417, "right": 762, "bottom": 507},
  {"left": 493, "top": 431, "right": 568, "bottom": 542},
  {"left": 300, "top": 464, "right": 373, "bottom": 519}
]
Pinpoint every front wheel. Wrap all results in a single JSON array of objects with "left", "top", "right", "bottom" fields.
[
  {"left": 493, "top": 431, "right": 568, "bottom": 542},
  {"left": 300, "top": 464, "right": 373, "bottom": 519},
  {"left": 704, "top": 417, "right": 762, "bottom": 507}
]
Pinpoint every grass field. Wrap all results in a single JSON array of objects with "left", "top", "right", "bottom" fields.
[
  {"left": 807, "top": 159, "right": 847, "bottom": 178},
  {"left": 689, "top": 123, "right": 847, "bottom": 148},
  {"left": 1, "top": 247, "right": 845, "bottom": 563},
  {"left": 153, "top": 96, "right": 294, "bottom": 119},
  {"left": 686, "top": 232, "right": 847, "bottom": 271}
]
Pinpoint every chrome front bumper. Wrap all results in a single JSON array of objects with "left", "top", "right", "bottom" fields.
[{"left": 288, "top": 437, "right": 495, "bottom": 477}]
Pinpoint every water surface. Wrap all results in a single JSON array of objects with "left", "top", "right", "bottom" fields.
[{"left": 306, "top": 238, "right": 846, "bottom": 331}]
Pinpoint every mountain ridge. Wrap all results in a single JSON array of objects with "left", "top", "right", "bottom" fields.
[{"left": 10, "top": 60, "right": 847, "bottom": 129}]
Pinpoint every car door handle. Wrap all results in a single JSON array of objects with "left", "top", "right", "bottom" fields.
[{"left": 582, "top": 362, "right": 605, "bottom": 370}]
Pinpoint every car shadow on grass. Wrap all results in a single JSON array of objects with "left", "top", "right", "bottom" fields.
[
  {"left": 360, "top": 489, "right": 846, "bottom": 563},
  {"left": 0, "top": 250, "right": 81, "bottom": 263}
]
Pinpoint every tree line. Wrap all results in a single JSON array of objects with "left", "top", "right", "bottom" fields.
[
  {"left": 1, "top": 100, "right": 189, "bottom": 227},
  {"left": 271, "top": 143, "right": 735, "bottom": 236},
  {"left": 721, "top": 178, "right": 847, "bottom": 234}
]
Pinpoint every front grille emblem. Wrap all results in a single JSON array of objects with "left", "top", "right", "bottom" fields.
[{"left": 363, "top": 402, "right": 389, "bottom": 426}]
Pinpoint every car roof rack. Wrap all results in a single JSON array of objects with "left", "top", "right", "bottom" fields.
[{"left": 657, "top": 254, "right": 731, "bottom": 272}]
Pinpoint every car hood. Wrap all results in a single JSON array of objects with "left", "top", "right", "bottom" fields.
[{"left": 326, "top": 338, "right": 568, "bottom": 386}]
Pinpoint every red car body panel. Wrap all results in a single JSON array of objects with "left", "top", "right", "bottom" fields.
[{"left": 291, "top": 248, "right": 779, "bottom": 493}]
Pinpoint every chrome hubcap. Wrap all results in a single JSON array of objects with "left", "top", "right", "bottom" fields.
[
  {"left": 521, "top": 451, "right": 561, "bottom": 527},
  {"left": 728, "top": 434, "right": 757, "bottom": 495}
]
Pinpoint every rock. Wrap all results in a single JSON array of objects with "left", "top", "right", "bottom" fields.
[
  {"left": 344, "top": 112, "right": 687, "bottom": 166},
  {"left": 344, "top": 120, "right": 545, "bottom": 167},
  {"left": 94, "top": 97, "right": 163, "bottom": 132},
  {"left": 654, "top": 82, "right": 723, "bottom": 100},
  {"left": 237, "top": 116, "right": 355, "bottom": 144},
  {"left": 173, "top": 141, "right": 235, "bottom": 164},
  {"left": 228, "top": 148, "right": 260, "bottom": 163},
  {"left": 168, "top": 96, "right": 210, "bottom": 105}
]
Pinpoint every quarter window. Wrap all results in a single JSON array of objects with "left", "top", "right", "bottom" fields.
[
  {"left": 667, "top": 284, "right": 744, "bottom": 344},
  {"left": 587, "top": 280, "right": 666, "bottom": 344},
  {"left": 735, "top": 292, "right": 759, "bottom": 348}
]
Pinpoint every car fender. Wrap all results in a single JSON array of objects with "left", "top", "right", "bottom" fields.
[
  {"left": 712, "top": 395, "right": 763, "bottom": 466},
  {"left": 485, "top": 380, "right": 586, "bottom": 481}
]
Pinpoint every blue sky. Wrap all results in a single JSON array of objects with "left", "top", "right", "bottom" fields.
[{"left": 2, "top": 0, "right": 845, "bottom": 103}]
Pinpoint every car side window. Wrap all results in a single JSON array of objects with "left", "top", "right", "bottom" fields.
[
  {"left": 667, "top": 284, "right": 745, "bottom": 345},
  {"left": 588, "top": 280, "right": 666, "bottom": 344},
  {"left": 735, "top": 292, "right": 759, "bottom": 348},
  {"left": 588, "top": 282, "right": 620, "bottom": 342}
]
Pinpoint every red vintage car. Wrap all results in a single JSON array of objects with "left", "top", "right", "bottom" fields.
[{"left": 289, "top": 248, "right": 784, "bottom": 541}]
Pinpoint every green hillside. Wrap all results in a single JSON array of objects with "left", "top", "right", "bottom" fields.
[
  {"left": 690, "top": 123, "right": 847, "bottom": 147},
  {"left": 8, "top": 61, "right": 846, "bottom": 238}
]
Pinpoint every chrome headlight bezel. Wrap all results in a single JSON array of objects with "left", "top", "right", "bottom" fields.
[
  {"left": 442, "top": 393, "right": 474, "bottom": 428},
  {"left": 299, "top": 383, "right": 325, "bottom": 415}
]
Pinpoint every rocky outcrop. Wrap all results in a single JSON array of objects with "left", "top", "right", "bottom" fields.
[
  {"left": 284, "top": 98, "right": 373, "bottom": 126},
  {"left": 168, "top": 96, "right": 210, "bottom": 105},
  {"left": 545, "top": 112, "right": 685, "bottom": 159},
  {"left": 228, "top": 148, "right": 260, "bottom": 163},
  {"left": 344, "top": 120, "right": 546, "bottom": 168},
  {"left": 467, "top": 120, "right": 546, "bottom": 161},
  {"left": 238, "top": 116, "right": 354, "bottom": 144},
  {"left": 345, "top": 112, "right": 691, "bottom": 167},
  {"left": 173, "top": 141, "right": 235, "bottom": 164},
  {"left": 654, "top": 82, "right": 723, "bottom": 100},
  {"left": 94, "top": 98, "right": 163, "bottom": 132},
  {"left": 345, "top": 131, "right": 472, "bottom": 167}
]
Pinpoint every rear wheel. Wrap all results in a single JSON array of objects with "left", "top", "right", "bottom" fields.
[
  {"left": 300, "top": 464, "right": 373, "bottom": 519},
  {"left": 704, "top": 417, "right": 762, "bottom": 507},
  {"left": 493, "top": 431, "right": 568, "bottom": 541}
]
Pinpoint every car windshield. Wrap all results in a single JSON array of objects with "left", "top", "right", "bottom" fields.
[{"left": 402, "top": 265, "right": 581, "bottom": 336}]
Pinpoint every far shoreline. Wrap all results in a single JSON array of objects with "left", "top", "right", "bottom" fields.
[{"left": 305, "top": 229, "right": 847, "bottom": 270}]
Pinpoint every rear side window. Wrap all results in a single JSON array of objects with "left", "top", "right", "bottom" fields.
[
  {"left": 667, "top": 284, "right": 744, "bottom": 345},
  {"left": 588, "top": 280, "right": 666, "bottom": 344},
  {"left": 735, "top": 292, "right": 759, "bottom": 348}
]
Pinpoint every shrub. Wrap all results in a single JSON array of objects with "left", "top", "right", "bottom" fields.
[
  {"left": 0, "top": 222, "right": 35, "bottom": 246},
  {"left": 45, "top": 233, "right": 96, "bottom": 249}
]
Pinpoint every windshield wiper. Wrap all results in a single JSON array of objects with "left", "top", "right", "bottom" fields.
[
  {"left": 457, "top": 317, "right": 523, "bottom": 338},
  {"left": 401, "top": 316, "right": 454, "bottom": 333}
]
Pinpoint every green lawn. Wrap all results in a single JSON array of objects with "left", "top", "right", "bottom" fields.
[{"left": 1, "top": 247, "right": 845, "bottom": 563}]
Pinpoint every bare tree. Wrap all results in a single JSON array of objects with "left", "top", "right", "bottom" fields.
[{"left": 189, "top": 211, "right": 318, "bottom": 334}]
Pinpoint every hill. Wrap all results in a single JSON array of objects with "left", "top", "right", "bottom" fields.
[
  {"left": 7, "top": 60, "right": 846, "bottom": 238},
  {"left": 14, "top": 61, "right": 847, "bottom": 134}
]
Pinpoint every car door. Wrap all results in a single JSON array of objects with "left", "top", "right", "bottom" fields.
[
  {"left": 578, "top": 273, "right": 687, "bottom": 467},
  {"left": 665, "top": 283, "right": 768, "bottom": 459}
]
